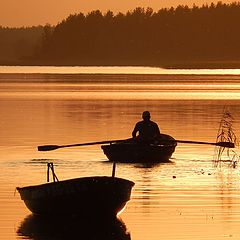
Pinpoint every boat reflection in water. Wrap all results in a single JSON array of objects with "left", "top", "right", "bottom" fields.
[{"left": 17, "top": 214, "right": 131, "bottom": 240}]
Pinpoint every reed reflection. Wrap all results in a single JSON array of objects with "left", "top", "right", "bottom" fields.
[{"left": 17, "top": 214, "right": 131, "bottom": 240}]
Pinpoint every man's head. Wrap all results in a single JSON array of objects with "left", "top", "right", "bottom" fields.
[{"left": 142, "top": 111, "right": 151, "bottom": 121}]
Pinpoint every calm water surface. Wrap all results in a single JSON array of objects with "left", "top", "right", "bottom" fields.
[{"left": 1, "top": 66, "right": 240, "bottom": 240}]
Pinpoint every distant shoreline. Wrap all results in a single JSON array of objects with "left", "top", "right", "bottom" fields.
[{"left": 1, "top": 60, "right": 240, "bottom": 70}]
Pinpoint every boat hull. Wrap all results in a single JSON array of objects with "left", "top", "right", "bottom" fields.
[
  {"left": 101, "top": 134, "right": 177, "bottom": 163},
  {"left": 17, "top": 176, "right": 134, "bottom": 217}
]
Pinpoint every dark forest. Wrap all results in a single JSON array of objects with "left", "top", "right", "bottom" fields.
[
  {"left": 2, "top": 2, "right": 240, "bottom": 67},
  {"left": 0, "top": 26, "right": 43, "bottom": 64}
]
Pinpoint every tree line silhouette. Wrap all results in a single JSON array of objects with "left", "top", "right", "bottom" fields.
[
  {"left": 2, "top": 2, "right": 240, "bottom": 67},
  {"left": 0, "top": 26, "right": 43, "bottom": 65}
]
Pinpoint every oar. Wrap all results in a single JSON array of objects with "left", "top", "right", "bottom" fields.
[
  {"left": 38, "top": 138, "right": 131, "bottom": 151},
  {"left": 174, "top": 140, "right": 234, "bottom": 148},
  {"left": 38, "top": 138, "right": 234, "bottom": 152}
]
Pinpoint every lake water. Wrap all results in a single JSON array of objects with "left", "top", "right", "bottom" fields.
[{"left": 1, "top": 66, "right": 240, "bottom": 240}]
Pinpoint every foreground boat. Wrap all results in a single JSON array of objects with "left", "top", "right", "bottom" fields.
[
  {"left": 17, "top": 164, "right": 134, "bottom": 217},
  {"left": 101, "top": 133, "right": 177, "bottom": 163}
]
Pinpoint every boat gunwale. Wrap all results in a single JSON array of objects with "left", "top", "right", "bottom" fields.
[{"left": 17, "top": 176, "right": 135, "bottom": 191}]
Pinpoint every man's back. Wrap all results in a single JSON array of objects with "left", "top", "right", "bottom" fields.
[{"left": 132, "top": 119, "right": 160, "bottom": 142}]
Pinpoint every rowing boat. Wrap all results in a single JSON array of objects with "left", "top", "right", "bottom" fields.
[
  {"left": 17, "top": 176, "right": 134, "bottom": 217},
  {"left": 101, "top": 133, "right": 177, "bottom": 163},
  {"left": 17, "top": 164, "right": 134, "bottom": 218}
]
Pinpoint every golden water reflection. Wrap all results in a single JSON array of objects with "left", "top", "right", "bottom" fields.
[
  {"left": 122, "top": 162, "right": 240, "bottom": 240},
  {"left": 1, "top": 72, "right": 240, "bottom": 240}
]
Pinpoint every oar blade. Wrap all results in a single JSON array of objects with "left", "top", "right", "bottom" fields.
[
  {"left": 216, "top": 142, "right": 235, "bottom": 148},
  {"left": 38, "top": 145, "right": 60, "bottom": 151}
]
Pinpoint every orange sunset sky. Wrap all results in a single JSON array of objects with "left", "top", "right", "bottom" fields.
[{"left": 1, "top": 0, "right": 235, "bottom": 27}]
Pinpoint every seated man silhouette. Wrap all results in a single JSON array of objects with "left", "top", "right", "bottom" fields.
[{"left": 132, "top": 111, "right": 161, "bottom": 143}]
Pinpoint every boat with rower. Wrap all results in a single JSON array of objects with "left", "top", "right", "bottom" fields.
[
  {"left": 37, "top": 135, "right": 234, "bottom": 164},
  {"left": 101, "top": 133, "right": 177, "bottom": 163}
]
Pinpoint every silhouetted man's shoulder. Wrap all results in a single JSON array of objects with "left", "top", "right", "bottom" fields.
[{"left": 150, "top": 120, "right": 157, "bottom": 125}]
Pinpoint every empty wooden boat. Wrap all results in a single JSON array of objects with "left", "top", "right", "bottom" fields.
[{"left": 17, "top": 163, "right": 134, "bottom": 217}]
